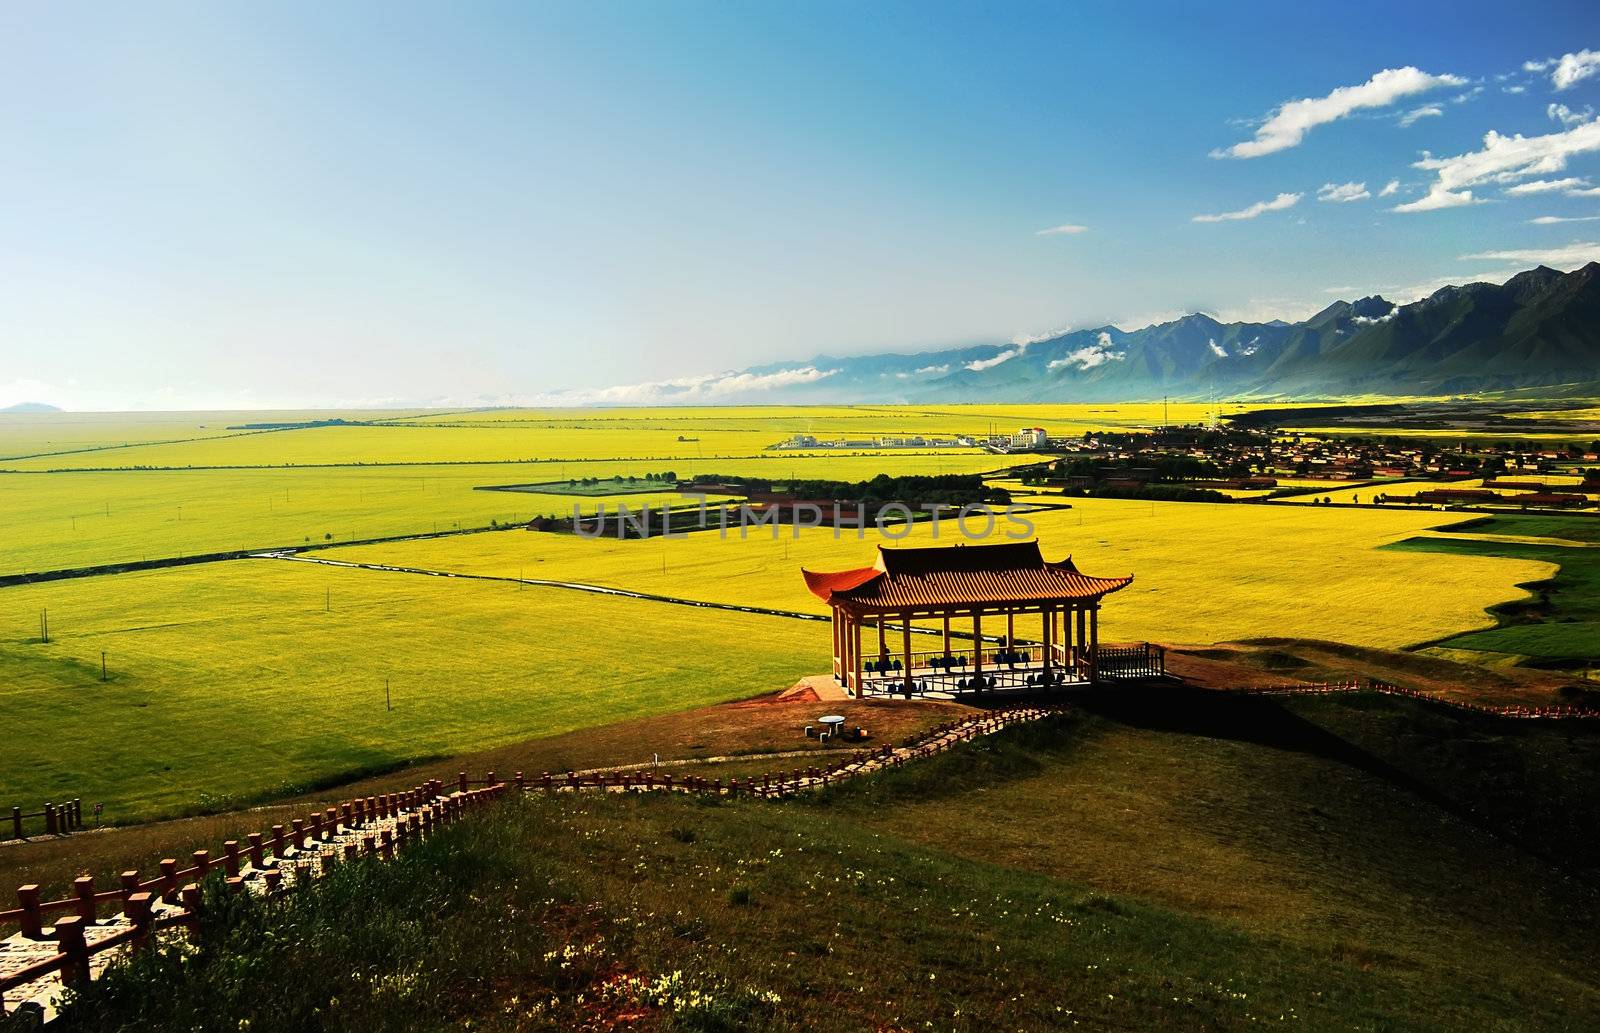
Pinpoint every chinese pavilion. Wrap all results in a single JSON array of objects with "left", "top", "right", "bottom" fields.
[{"left": 802, "top": 540, "right": 1159, "bottom": 697}]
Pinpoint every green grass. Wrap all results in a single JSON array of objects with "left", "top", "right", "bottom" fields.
[
  {"left": 0, "top": 560, "right": 822, "bottom": 822},
  {"left": 1436, "top": 514, "right": 1600, "bottom": 543},
  {"left": 48, "top": 696, "right": 1600, "bottom": 1032},
  {"left": 1384, "top": 534, "right": 1600, "bottom": 661}
]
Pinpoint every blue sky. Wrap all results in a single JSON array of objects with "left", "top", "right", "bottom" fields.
[{"left": 3, "top": 1, "right": 1599, "bottom": 409}]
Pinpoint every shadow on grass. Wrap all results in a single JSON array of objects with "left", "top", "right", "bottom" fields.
[{"left": 1069, "top": 687, "right": 1599, "bottom": 885}]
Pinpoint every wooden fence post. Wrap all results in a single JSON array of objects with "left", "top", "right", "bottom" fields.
[
  {"left": 128, "top": 892, "right": 154, "bottom": 951},
  {"left": 120, "top": 871, "right": 140, "bottom": 903},
  {"left": 55, "top": 915, "right": 90, "bottom": 988},
  {"left": 44, "top": 803, "right": 56, "bottom": 837},
  {"left": 192, "top": 849, "right": 211, "bottom": 881},
  {"left": 180, "top": 884, "right": 202, "bottom": 939},
  {"left": 16, "top": 885, "right": 43, "bottom": 939},
  {"left": 248, "top": 833, "right": 265, "bottom": 870},
  {"left": 224, "top": 841, "right": 241, "bottom": 878},
  {"left": 10, "top": 806, "right": 20, "bottom": 840},
  {"left": 160, "top": 859, "right": 179, "bottom": 903},
  {"left": 74, "top": 876, "right": 96, "bottom": 923}
]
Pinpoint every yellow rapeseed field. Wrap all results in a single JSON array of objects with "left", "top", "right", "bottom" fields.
[
  {"left": 325, "top": 494, "right": 1550, "bottom": 649},
  {"left": 0, "top": 403, "right": 1563, "bottom": 824}
]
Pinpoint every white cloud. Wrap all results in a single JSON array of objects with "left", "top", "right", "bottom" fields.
[
  {"left": 1553, "top": 50, "right": 1600, "bottom": 91},
  {"left": 1504, "top": 177, "right": 1591, "bottom": 195},
  {"left": 1504, "top": 84, "right": 1527, "bottom": 95},
  {"left": 1525, "top": 58, "right": 1555, "bottom": 73},
  {"left": 1192, "top": 191, "right": 1302, "bottom": 222},
  {"left": 965, "top": 347, "right": 1020, "bottom": 372},
  {"left": 1317, "top": 181, "right": 1370, "bottom": 203},
  {"left": 1458, "top": 241, "right": 1600, "bottom": 267},
  {"left": 527, "top": 366, "right": 838, "bottom": 406},
  {"left": 913, "top": 364, "right": 949, "bottom": 375},
  {"left": 1378, "top": 179, "right": 1400, "bottom": 197},
  {"left": 1548, "top": 103, "right": 1595, "bottom": 127},
  {"left": 1048, "top": 330, "right": 1125, "bottom": 372},
  {"left": 1396, "top": 119, "right": 1600, "bottom": 212},
  {"left": 1010, "top": 328, "right": 1069, "bottom": 347},
  {"left": 1393, "top": 188, "right": 1480, "bottom": 212},
  {"left": 1238, "top": 336, "right": 1260, "bottom": 357},
  {"left": 1207, "top": 338, "right": 1229, "bottom": 358},
  {"left": 1035, "top": 223, "right": 1088, "bottom": 236},
  {"left": 1399, "top": 104, "right": 1443, "bottom": 127},
  {"left": 1213, "top": 67, "right": 1465, "bottom": 159},
  {"left": 1352, "top": 310, "right": 1397, "bottom": 325},
  {"left": 1451, "top": 86, "right": 1484, "bottom": 105},
  {"left": 1530, "top": 215, "right": 1600, "bottom": 224},
  {"left": 1570, "top": 186, "right": 1600, "bottom": 197}
]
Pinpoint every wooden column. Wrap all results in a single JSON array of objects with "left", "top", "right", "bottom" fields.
[
  {"left": 973, "top": 611, "right": 983, "bottom": 681},
  {"left": 1076, "top": 608, "right": 1087, "bottom": 677},
  {"left": 851, "top": 614, "right": 862, "bottom": 693},
  {"left": 831, "top": 609, "right": 841, "bottom": 679},
  {"left": 942, "top": 614, "right": 951, "bottom": 658},
  {"left": 1006, "top": 608, "right": 1015, "bottom": 649},
  {"left": 901, "top": 613, "right": 913, "bottom": 697},
  {"left": 877, "top": 616, "right": 886, "bottom": 664},
  {"left": 1041, "top": 605, "right": 1053, "bottom": 677},
  {"left": 1089, "top": 604, "right": 1099, "bottom": 682}
]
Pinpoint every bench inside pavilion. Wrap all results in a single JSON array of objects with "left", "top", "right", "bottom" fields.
[{"left": 802, "top": 540, "right": 1164, "bottom": 698}]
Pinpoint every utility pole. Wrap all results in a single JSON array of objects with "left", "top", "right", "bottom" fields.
[
  {"left": 385, "top": 678, "right": 391, "bottom": 712},
  {"left": 325, "top": 588, "right": 330, "bottom": 612},
  {"left": 101, "top": 652, "right": 107, "bottom": 681},
  {"left": 40, "top": 608, "right": 49, "bottom": 643}
]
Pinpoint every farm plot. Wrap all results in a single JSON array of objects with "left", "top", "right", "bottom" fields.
[
  {"left": 324, "top": 495, "right": 1549, "bottom": 649},
  {"left": 0, "top": 453, "right": 1026, "bottom": 576},
  {"left": 0, "top": 560, "right": 819, "bottom": 821}
]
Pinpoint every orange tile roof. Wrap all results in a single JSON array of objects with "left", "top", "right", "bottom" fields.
[{"left": 802, "top": 541, "right": 1131, "bottom": 612}]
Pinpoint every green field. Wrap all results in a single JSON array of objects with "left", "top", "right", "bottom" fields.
[
  {"left": 0, "top": 560, "right": 818, "bottom": 820},
  {"left": 1386, "top": 532, "right": 1600, "bottom": 661},
  {"left": 0, "top": 453, "right": 1020, "bottom": 576}
]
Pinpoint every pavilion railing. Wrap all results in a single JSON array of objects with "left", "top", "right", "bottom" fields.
[
  {"left": 855, "top": 643, "right": 1164, "bottom": 695},
  {"left": 859, "top": 645, "right": 1048, "bottom": 677}
]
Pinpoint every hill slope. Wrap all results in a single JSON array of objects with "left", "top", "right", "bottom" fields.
[{"left": 52, "top": 695, "right": 1600, "bottom": 1032}]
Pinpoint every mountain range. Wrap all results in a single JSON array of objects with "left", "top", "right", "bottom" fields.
[{"left": 734, "top": 263, "right": 1600, "bottom": 403}]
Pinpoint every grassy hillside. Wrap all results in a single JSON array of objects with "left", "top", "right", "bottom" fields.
[{"left": 49, "top": 695, "right": 1600, "bottom": 1032}]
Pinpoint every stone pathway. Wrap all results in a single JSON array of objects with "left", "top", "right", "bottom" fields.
[{"left": 0, "top": 783, "right": 506, "bottom": 1023}]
